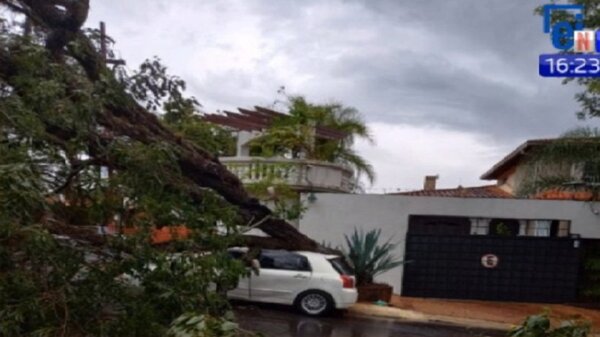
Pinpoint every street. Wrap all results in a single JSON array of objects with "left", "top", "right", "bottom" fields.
[{"left": 234, "top": 304, "right": 505, "bottom": 337}]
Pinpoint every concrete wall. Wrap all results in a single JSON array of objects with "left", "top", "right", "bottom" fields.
[{"left": 298, "top": 193, "right": 600, "bottom": 294}]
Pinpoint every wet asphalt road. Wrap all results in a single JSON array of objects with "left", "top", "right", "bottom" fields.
[{"left": 234, "top": 303, "right": 505, "bottom": 337}]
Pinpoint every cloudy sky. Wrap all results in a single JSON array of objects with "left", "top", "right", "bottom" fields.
[{"left": 88, "top": 0, "right": 599, "bottom": 193}]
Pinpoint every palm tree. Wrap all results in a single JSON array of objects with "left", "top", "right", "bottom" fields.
[
  {"left": 251, "top": 95, "right": 375, "bottom": 187},
  {"left": 307, "top": 100, "right": 375, "bottom": 185}
]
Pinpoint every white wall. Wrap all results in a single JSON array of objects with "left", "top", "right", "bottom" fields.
[{"left": 298, "top": 193, "right": 600, "bottom": 294}]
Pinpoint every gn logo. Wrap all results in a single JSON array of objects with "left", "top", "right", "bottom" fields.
[{"left": 543, "top": 4, "right": 599, "bottom": 52}]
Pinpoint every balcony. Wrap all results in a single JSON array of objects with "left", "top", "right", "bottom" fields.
[{"left": 220, "top": 157, "right": 354, "bottom": 193}]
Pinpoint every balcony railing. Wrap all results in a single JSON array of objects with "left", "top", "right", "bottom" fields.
[{"left": 220, "top": 157, "right": 354, "bottom": 193}]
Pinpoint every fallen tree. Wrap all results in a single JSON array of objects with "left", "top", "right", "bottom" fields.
[
  {"left": 0, "top": 0, "right": 321, "bottom": 252},
  {"left": 0, "top": 1, "right": 329, "bottom": 335}
]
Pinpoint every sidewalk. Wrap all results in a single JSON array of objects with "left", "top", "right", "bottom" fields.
[{"left": 347, "top": 295, "right": 600, "bottom": 333}]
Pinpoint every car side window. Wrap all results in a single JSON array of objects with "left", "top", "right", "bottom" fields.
[{"left": 259, "top": 250, "right": 311, "bottom": 271}]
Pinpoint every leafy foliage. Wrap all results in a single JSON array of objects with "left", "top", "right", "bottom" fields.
[
  {"left": 343, "top": 228, "right": 404, "bottom": 286},
  {"left": 121, "top": 57, "right": 236, "bottom": 157},
  {"left": 167, "top": 311, "right": 240, "bottom": 337},
  {"left": 166, "top": 116, "right": 236, "bottom": 157},
  {"left": 0, "top": 12, "right": 248, "bottom": 337},
  {"left": 517, "top": 127, "right": 600, "bottom": 199},
  {"left": 509, "top": 312, "right": 590, "bottom": 337},
  {"left": 244, "top": 177, "right": 307, "bottom": 222},
  {"left": 580, "top": 241, "right": 600, "bottom": 300}
]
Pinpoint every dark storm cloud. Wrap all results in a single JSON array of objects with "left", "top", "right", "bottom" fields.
[
  {"left": 311, "top": 0, "right": 595, "bottom": 139},
  {"left": 86, "top": 0, "right": 600, "bottom": 190},
  {"left": 89, "top": 0, "right": 591, "bottom": 138},
  {"left": 329, "top": 48, "right": 575, "bottom": 137}
]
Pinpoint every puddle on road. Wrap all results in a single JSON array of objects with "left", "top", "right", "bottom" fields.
[{"left": 235, "top": 305, "right": 504, "bottom": 337}]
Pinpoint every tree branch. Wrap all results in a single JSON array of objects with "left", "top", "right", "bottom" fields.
[
  {"left": 0, "top": 0, "right": 28, "bottom": 15},
  {"left": 47, "top": 158, "right": 101, "bottom": 196}
]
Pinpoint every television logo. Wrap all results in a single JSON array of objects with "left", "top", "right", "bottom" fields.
[
  {"left": 543, "top": 4, "right": 586, "bottom": 50},
  {"left": 543, "top": 4, "right": 600, "bottom": 52},
  {"left": 573, "top": 30, "right": 596, "bottom": 52},
  {"left": 540, "top": 4, "right": 600, "bottom": 77}
]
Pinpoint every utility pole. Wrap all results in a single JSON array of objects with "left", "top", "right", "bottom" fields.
[
  {"left": 97, "top": 22, "right": 124, "bottom": 197},
  {"left": 99, "top": 21, "right": 125, "bottom": 66}
]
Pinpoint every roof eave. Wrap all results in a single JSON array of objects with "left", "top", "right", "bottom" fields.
[{"left": 480, "top": 140, "right": 550, "bottom": 180}]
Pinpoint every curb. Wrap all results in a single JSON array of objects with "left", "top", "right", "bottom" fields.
[{"left": 347, "top": 303, "right": 513, "bottom": 332}]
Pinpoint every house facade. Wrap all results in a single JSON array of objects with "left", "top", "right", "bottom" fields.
[
  {"left": 204, "top": 106, "right": 354, "bottom": 195},
  {"left": 204, "top": 107, "right": 355, "bottom": 225},
  {"left": 297, "top": 139, "right": 600, "bottom": 302},
  {"left": 480, "top": 138, "right": 597, "bottom": 198}
]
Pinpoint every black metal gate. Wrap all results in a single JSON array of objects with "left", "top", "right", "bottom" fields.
[{"left": 401, "top": 234, "right": 582, "bottom": 302}]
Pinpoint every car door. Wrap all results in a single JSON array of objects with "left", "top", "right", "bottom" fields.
[
  {"left": 249, "top": 250, "right": 312, "bottom": 305},
  {"left": 227, "top": 276, "right": 250, "bottom": 300},
  {"left": 226, "top": 250, "right": 250, "bottom": 300}
]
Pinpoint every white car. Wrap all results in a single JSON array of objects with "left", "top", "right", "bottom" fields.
[{"left": 227, "top": 249, "right": 358, "bottom": 316}]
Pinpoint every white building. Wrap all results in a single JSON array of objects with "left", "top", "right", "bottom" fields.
[{"left": 298, "top": 139, "right": 600, "bottom": 302}]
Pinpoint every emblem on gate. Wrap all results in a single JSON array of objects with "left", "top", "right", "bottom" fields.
[{"left": 481, "top": 254, "right": 499, "bottom": 268}]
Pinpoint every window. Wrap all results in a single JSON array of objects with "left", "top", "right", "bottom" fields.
[
  {"left": 531, "top": 220, "right": 551, "bottom": 237},
  {"left": 489, "top": 219, "right": 520, "bottom": 237},
  {"left": 408, "top": 215, "right": 470, "bottom": 235},
  {"left": 259, "top": 250, "right": 311, "bottom": 271},
  {"left": 519, "top": 220, "right": 570, "bottom": 237},
  {"left": 556, "top": 220, "right": 571, "bottom": 237},
  {"left": 469, "top": 218, "right": 490, "bottom": 235},
  {"left": 572, "top": 161, "right": 600, "bottom": 183},
  {"left": 328, "top": 257, "right": 354, "bottom": 275},
  {"left": 583, "top": 161, "right": 600, "bottom": 183}
]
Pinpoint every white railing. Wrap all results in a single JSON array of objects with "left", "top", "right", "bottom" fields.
[{"left": 220, "top": 157, "right": 354, "bottom": 193}]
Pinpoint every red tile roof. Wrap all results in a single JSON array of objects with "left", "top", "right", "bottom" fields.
[{"left": 391, "top": 185, "right": 514, "bottom": 199}]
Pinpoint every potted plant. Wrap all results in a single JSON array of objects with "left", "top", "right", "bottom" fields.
[{"left": 343, "top": 228, "right": 405, "bottom": 303}]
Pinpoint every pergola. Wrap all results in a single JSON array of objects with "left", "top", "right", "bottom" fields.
[{"left": 202, "top": 106, "right": 347, "bottom": 140}]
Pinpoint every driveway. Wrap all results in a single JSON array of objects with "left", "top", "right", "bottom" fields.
[{"left": 234, "top": 304, "right": 504, "bottom": 337}]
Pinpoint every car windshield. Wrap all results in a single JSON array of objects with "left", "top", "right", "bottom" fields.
[
  {"left": 328, "top": 257, "right": 354, "bottom": 275},
  {"left": 259, "top": 250, "right": 311, "bottom": 271}
]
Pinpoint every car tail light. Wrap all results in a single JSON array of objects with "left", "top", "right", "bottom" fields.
[{"left": 340, "top": 275, "right": 354, "bottom": 288}]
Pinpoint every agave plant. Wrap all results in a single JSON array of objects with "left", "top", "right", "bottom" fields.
[{"left": 343, "top": 228, "right": 405, "bottom": 286}]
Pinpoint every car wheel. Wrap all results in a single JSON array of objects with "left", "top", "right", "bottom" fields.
[{"left": 295, "top": 290, "right": 334, "bottom": 316}]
